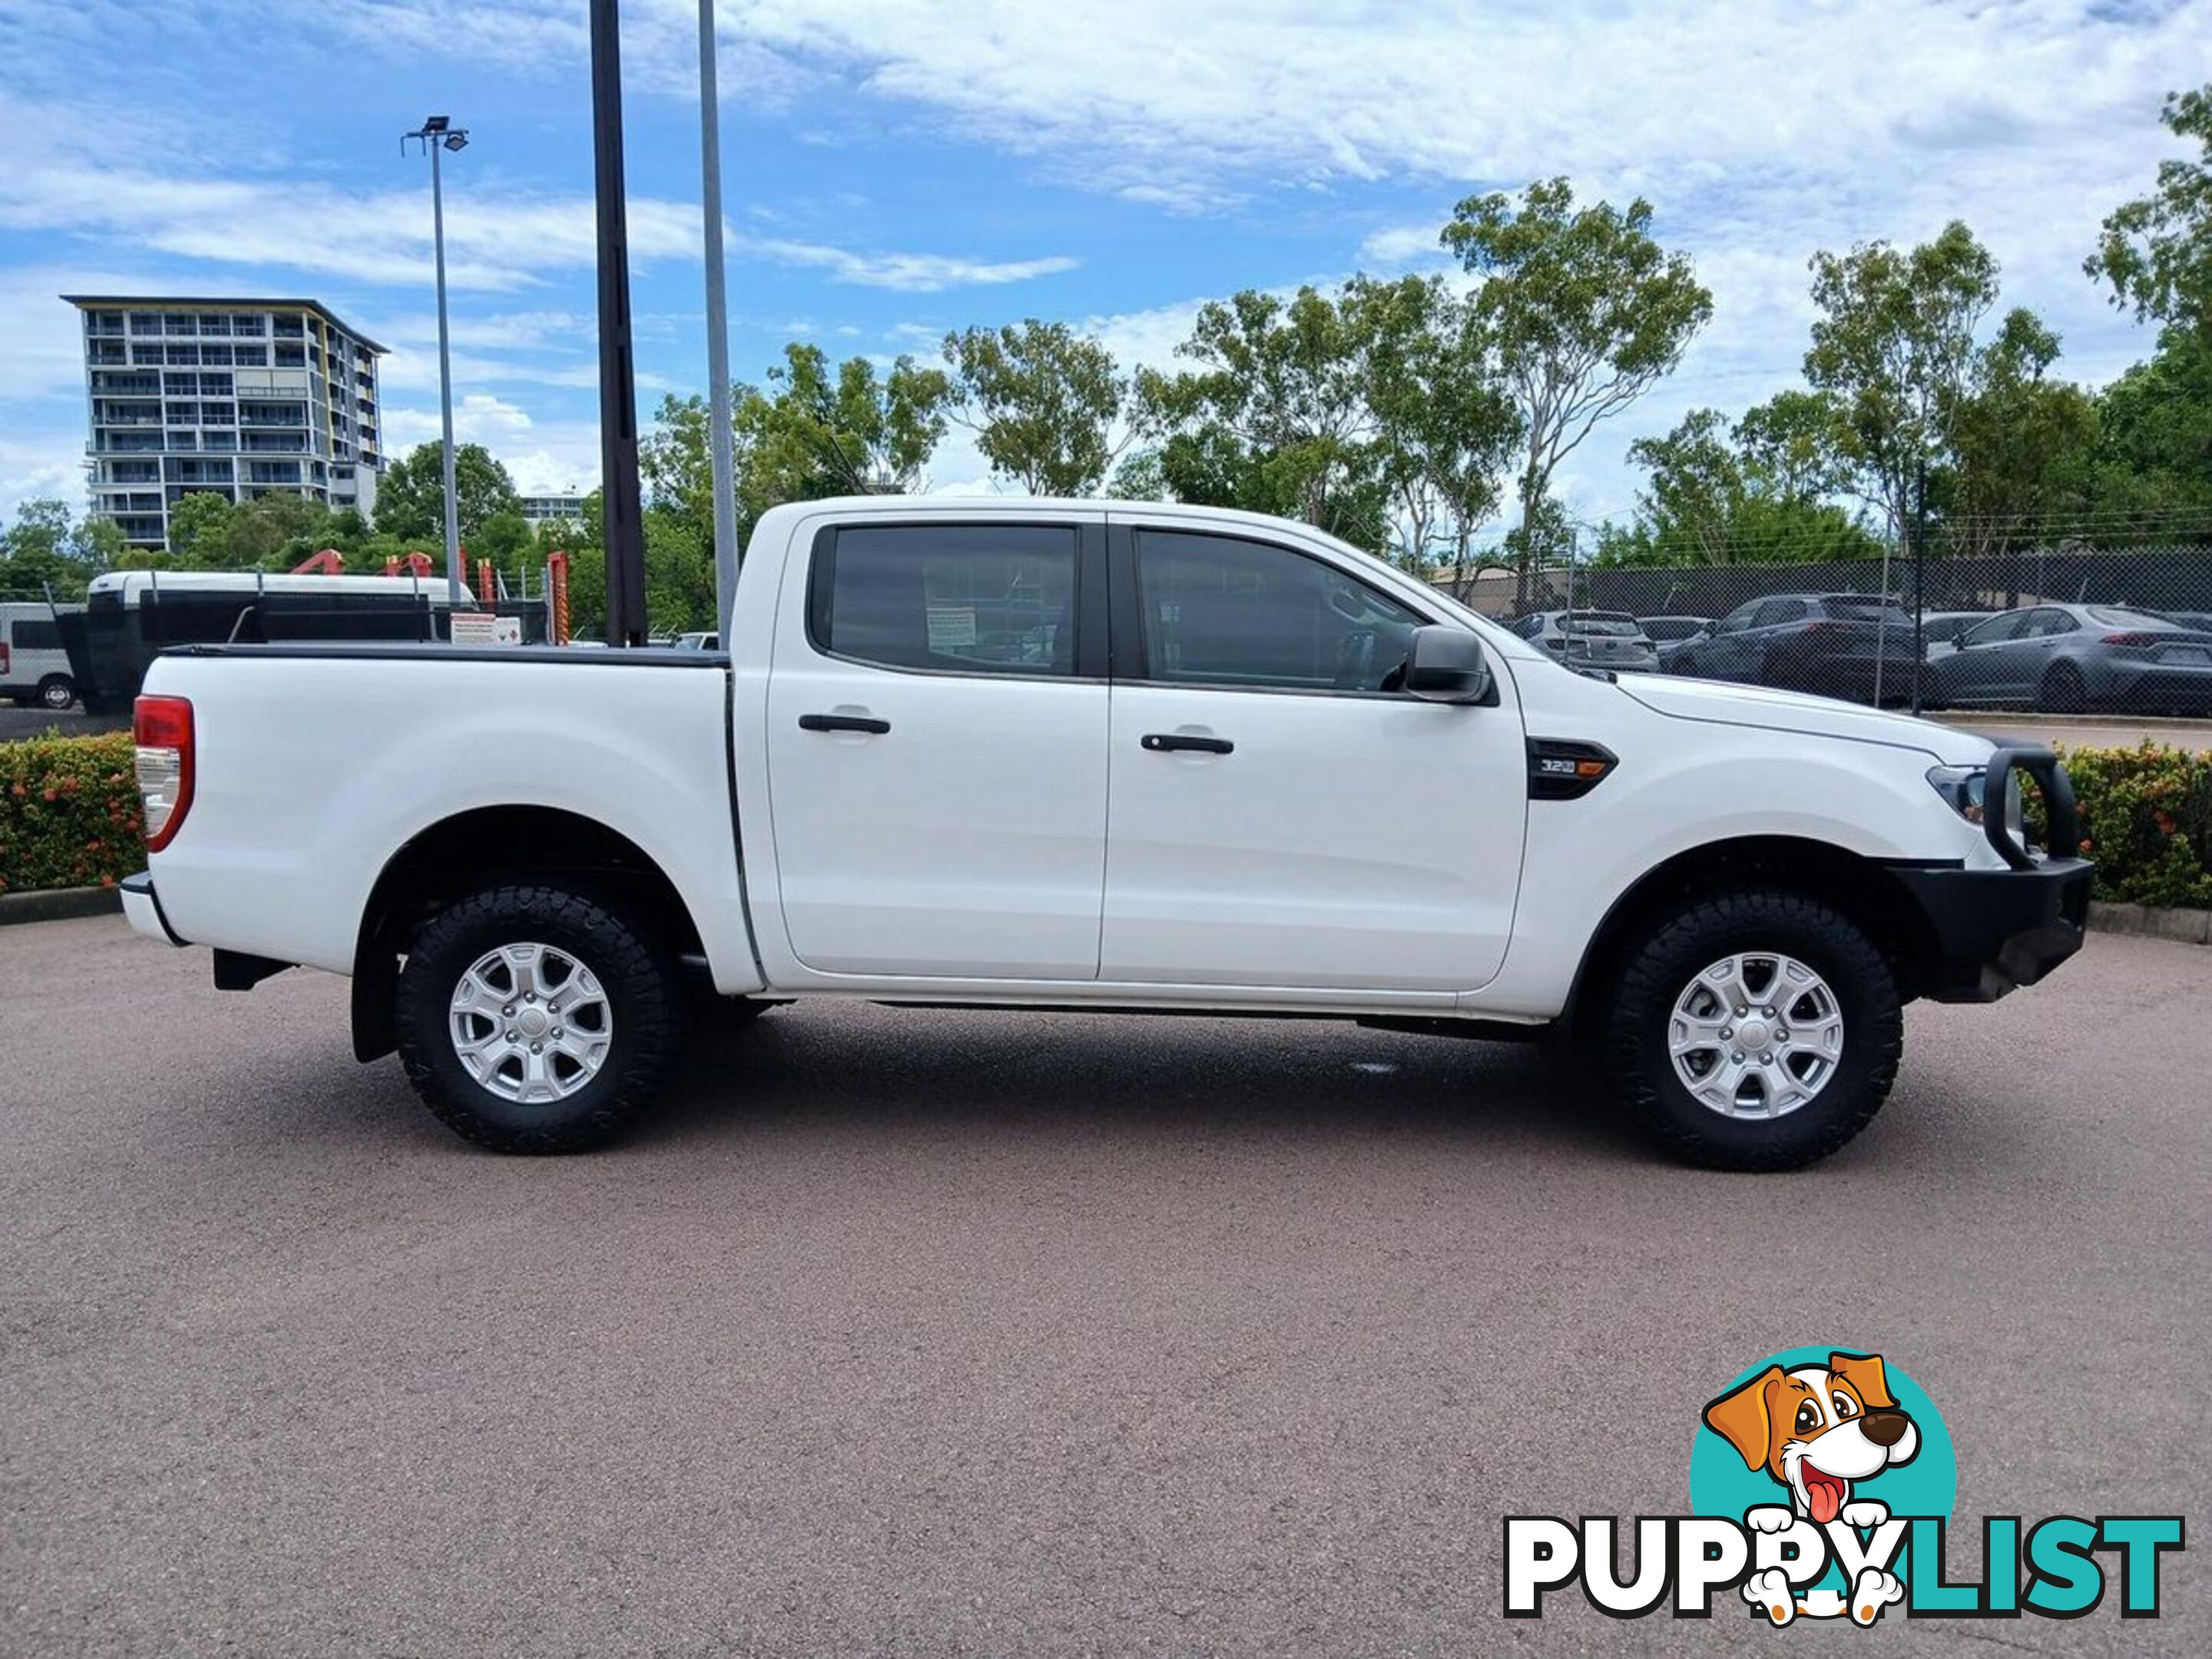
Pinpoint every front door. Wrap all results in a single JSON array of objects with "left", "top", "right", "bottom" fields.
[
  {"left": 1099, "top": 523, "right": 1527, "bottom": 992},
  {"left": 764, "top": 518, "right": 1109, "bottom": 979}
]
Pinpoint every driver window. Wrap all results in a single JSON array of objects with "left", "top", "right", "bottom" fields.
[
  {"left": 1132, "top": 530, "right": 1424, "bottom": 691},
  {"left": 1716, "top": 602, "right": 1761, "bottom": 634},
  {"left": 1965, "top": 612, "right": 2028, "bottom": 646}
]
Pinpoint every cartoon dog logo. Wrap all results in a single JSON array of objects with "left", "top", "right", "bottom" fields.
[{"left": 1703, "top": 1352, "right": 1920, "bottom": 1625}]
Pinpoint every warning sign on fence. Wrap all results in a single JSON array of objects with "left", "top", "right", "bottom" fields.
[{"left": 451, "top": 611, "right": 523, "bottom": 646}]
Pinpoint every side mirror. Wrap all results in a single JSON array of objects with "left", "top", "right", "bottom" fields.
[{"left": 1404, "top": 624, "right": 1492, "bottom": 704}]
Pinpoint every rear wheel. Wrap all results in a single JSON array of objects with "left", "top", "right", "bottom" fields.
[
  {"left": 2041, "top": 662, "right": 2087, "bottom": 714},
  {"left": 393, "top": 883, "right": 683, "bottom": 1153},
  {"left": 1601, "top": 889, "right": 1902, "bottom": 1171},
  {"left": 37, "top": 675, "right": 75, "bottom": 711}
]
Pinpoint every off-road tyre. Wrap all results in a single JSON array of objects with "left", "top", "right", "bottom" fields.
[
  {"left": 394, "top": 882, "right": 682, "bottom": 1154},
  {"left": 1602, "top": 888, "right": 1903, "bottom": 1171}
]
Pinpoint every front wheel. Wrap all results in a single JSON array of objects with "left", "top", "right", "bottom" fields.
[
  {"left": 393, "top": 883, "right": 684, "bottom": 1153},
  {"left": 1601, "top": 889, "right": 1902, "bottom": 1171}
]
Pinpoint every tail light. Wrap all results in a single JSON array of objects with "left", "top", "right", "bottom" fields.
[
  {"left": 134, "top": 694, "right": 195, "bottom": 852},
  {"left": 0, "top": 642, "right": 9, "bottom": 677},
  {"left": 1543, "top": 636, "right": 1566, "bottom": 652},
  {"left": 2101, "top": 631, "right": 2163, "bottom": 647}
]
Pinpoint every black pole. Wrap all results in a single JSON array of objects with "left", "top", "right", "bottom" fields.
[
  {"left": 591, "top": 0, "right": 647, "bottom": 646},
  {"left": 1909, "top": 458, "right": 1928, "bottom": 716}
]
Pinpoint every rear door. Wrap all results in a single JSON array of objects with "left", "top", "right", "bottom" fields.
[
  {"left": 763, "top": 516, "right": 1111, "bottom": 979},
  {"left": 1098, "top": 521, "right": 1528, "bottom": 992}
]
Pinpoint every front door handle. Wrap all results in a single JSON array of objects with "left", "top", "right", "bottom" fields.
[
  {"left": 1141, "top": 732, "right": 1233, "bottom": 755},
  {"left": 799, "top": 713, "right": 891, "bottom": 735}
]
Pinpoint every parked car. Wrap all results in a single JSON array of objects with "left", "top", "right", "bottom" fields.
[
  {"left": 1640, "top": 614, "right": 1717, "bottom": 671},
  {"left": 671, "top": 631, "right": 720, "bottom": 651},
  {"left": 123, "top": 498, "right": 2090, "bottom": 1173},
  {"left": 1506, "top": 609, "right": 1661, "bottom": 673},
  {"left": 1667, "top": 593, "right": 1923, "bottom": 705},
  {"left": 0, "top": 601, "right": 76, "bottom": 710},
  {"left": 1928, "top": 604, "right": 2212, "bottom": 714}
]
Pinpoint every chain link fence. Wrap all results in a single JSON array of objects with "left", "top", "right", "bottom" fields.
[{"left": 1457, "top": 535, "right": 2212, "bottom": 717}]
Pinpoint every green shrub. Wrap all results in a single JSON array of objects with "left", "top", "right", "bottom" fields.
[
  {"left": 0, "top": 732, "right": 142, "bottom": 896},
  {"left": 2060, "top": 743, "right": 2212, "bottom": 911}
]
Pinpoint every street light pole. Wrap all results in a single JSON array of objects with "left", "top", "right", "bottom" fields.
[
  {"left": 403, "top": 116, "right": 470, "bottom": 610},
  {"left": 697, "top": 0, "right": 739, "bottom": 637}
]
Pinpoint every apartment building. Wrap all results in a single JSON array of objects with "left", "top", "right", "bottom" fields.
[
  {"left": 65, "top": 295, "right": 388, "bottom": 551},
  {"left": 518, "top": 492, "right": 588, "bottom": 526}
]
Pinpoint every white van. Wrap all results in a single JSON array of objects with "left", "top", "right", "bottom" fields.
[{"left": 0, "top": 601, "right": 76, "bottom": 710}]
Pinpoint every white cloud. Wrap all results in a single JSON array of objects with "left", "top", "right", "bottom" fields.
[
  {"left": 1358, "top": 224, "right": 1445, "bottom": 270},
  {"left": 0, "top": 90, "right": 1078, "bottom": 299},
  {"left": 735, "top": 237, "right": 1078, "bottom": 292},
  {"left": 381, "top": 396, "right": 603, "bottom": 497}
]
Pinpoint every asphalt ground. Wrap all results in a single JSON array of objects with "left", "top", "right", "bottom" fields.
[{"left": 2, "top": 916, "right": 2207, "bottom": 1657}]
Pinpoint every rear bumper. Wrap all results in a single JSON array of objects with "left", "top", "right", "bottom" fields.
[
  {"left": 1889, "top": 857, "right": 2094, "bottom": 1002},
  {"left": 2104, "top": 664, "right": 2212, "bottom": 714},
  {"left": 120, "top": 870, "right": 185, "bottom": 947}
]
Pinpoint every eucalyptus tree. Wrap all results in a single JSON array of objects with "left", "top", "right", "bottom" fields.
[
  {"left": 2088, "top": 84, "right": 2212, "bottom": 342},
  {"left": 1442, "top": 177, "right": 1712, "bottom": 601},
  {"left": 942, "top": 320, "right": 1130, "bottom": 495},
  {"left": 1345, "top": 273, "right": 1522, "bottom": 593}
]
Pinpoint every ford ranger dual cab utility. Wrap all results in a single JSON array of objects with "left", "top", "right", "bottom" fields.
[{"left": 121, "top": 498, "right": 2091, "bottom": 1170}]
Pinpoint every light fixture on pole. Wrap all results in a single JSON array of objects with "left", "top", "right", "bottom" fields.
[{"left": 402, "top": 114, "right": 470, "bottom": 611}]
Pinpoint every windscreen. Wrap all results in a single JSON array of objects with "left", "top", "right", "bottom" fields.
[
  {"left": 1559, "top": 613, "right": 1642, "bottom": 637},
  {"left": 1821, "top": 596, "right": 1913, "bottom": 628}
]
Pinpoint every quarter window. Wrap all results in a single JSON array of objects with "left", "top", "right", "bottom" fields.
[
  {"left": 1133, "top": 530, "right": 1423, "bottom": 691},
  {"left": 814, "top": 525, "right": 1078, "bottom": 677}
]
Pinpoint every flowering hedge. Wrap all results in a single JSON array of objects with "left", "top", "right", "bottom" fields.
[
  {"left": 0, "top": 730, "right": 2208, "bottom": 912},
  {"left": 2061, "top": 742, "right": 2212, "bottom": 912},
  {"left": 0, "top": 732, "right": 142, "bottom": 896}
]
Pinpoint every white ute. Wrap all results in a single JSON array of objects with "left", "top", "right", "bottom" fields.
[{"left": 122, "top": 499, "right": 2093, "bottom": 1169}]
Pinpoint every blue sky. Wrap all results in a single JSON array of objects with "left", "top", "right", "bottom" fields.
[{"left": 2, "top": 0, "right": 2208, "bottom": 534}]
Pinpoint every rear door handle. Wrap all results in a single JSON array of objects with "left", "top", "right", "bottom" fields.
[
  {"left": 1141, "top": 733, "right": 1233, "bottom": 755},
  {"left": 799, "top": 713, "right": 890, "bottom": 735}
]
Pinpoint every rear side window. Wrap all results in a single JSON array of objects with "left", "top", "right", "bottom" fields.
[
  {"left": 813, "top": 524, "right": 1079, "bottom": 677},
  {"left": 10, "top": 618, "right": 62, "bottom": 651}
]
